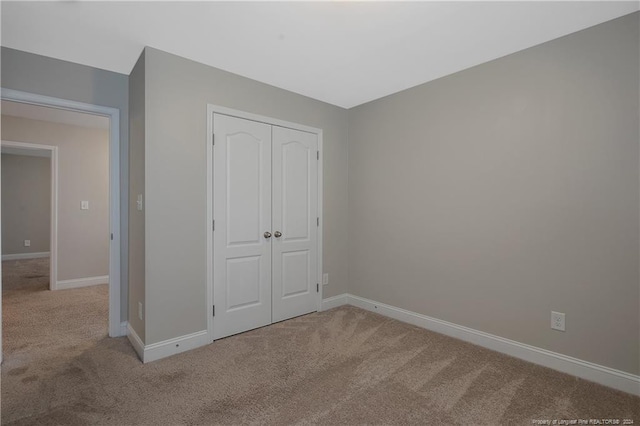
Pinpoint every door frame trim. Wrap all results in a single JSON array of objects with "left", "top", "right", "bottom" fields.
[
  {"left": 206, "top": 104, "right": 324, "bottom": 343},
  {"left": 0, "top": 140, "right": 59, "bottom": 290},
  {"left": 1, "top": 88, "right": 122, "bottom": 338}
]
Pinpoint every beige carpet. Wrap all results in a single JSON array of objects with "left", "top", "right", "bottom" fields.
[{"left": 2, "top": 259, "right": 639, "bottom": 425}]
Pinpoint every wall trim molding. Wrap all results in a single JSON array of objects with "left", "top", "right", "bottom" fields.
[
  {"left": 127, "top": 322, "right": 144, "bottom": 361},
  {"left": 1, "top": 251, "right": 50, "bottom": 261},
  {"left": 126, "top": 323, "right": 210, "bottom": 364},
  {"left": 143, "top": 330, "right": 210, "bottom": 363},
  {"left": 56, "top": 275, "right": 109, "bottom": 290},
  {"left": 120, "top": 321, "right": 128, "bottom": 337},
  {"left": 324, "top": 293, "right": 640, "bottom": 396},
  {"left": 125, "top": 322, "right": 211, "bottom": 364},
  {"left": 321, "top": 293, "right": 349, "bottom": 311}
]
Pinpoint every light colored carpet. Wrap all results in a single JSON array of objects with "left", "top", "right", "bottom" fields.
[
  {"left": 2, "top": 258, "right": 639, "bottom": 425},
  {"left": 1, "top": 258, "right": 108, "bottom": 356}
]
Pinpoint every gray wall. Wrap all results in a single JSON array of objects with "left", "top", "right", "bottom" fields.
[
  {"left": 142, "top": 47, "right": 349, "bottom": 344},
  {"left": 348, "top": 13, "right": 639, "bottom": 375},
  {"left": 1, "top": 154, "right": 50, "bottom": 254},
  {"left": 1, "top": 47, "right": 129, "bottom": 320},
  {"left": 128, "top": 51, "right": 146, "bottom": 341},
  {"left": 2, "top": 116, "right": 110, "bottom": 281}
]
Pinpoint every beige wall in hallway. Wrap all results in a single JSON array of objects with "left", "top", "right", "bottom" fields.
[
  {"left": 348, "top": 13, "right": 640, "bottom": 375},
  {"left": 1, "top": 154, "right": 51, "bottom": 254},
  {"left": 1, "top": 115, "right": 110, "bottom": 281}
]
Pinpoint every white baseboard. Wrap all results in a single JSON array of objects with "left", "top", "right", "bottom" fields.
[
  {"left": 125, "top": 323, "right": 210, "bottom": 364},
  {"left": 334, "top": 293, "right": 640, "bottom": 396},
  {"left": 120, "top": 321, "right": 128, "bottom": 337},
  {"left": 2, "top": 251, "right": 50, "bottom": 261},
  {"left": 56, "top": 275, "right": 109, "bottom": 290},
  {"left": 143, "top": 330, "right": 210, "bottom": 363},
  {"left": 321, "top": 294, "right": 349, "bottom": 311},
  {"left": 127, "top": 322, "right": 145, "bottom": 361}
]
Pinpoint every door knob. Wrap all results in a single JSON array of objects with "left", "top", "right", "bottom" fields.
[
  {"left": 274, "top": 231, "right": 282, "bottom": 238},
  {"left": 264, "top": 231, "right": 272, "bottom": 239}
]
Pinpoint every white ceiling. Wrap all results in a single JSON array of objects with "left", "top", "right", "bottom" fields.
[
  {"left": 2, "top": 1, "right": 638, "bottom": 108},
  {"left": 1, "top": 100, "right": 110, "bottom": 130}
]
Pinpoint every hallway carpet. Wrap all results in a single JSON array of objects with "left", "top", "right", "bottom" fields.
[{"left": 2, "top": 259, "right": 639, "bottom": 425}]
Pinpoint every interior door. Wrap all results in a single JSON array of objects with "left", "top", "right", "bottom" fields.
[
  {"left": 213, "top": 114, "right": 272, "bottom": 340},
  {"left": 271, "top": 126, "right": 318, "bottom": 322}
]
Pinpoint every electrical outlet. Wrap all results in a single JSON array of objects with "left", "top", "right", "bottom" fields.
[
  {"left": 24, "top": 239, "right": 31, "bottom": 247},
  {"left": 551, "top": 311, "right": 565, "bottom": 332},
  {"left": 138, "top": 302, "right": 143, "bottom": 321},
  {"left": 323, "top": 273, "right": 329, "bottom": 285},
  {"left": 81, "top": 201, "right": 89, "bottom": 210}
]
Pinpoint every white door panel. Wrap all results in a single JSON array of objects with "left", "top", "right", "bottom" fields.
[
  {"left": 226, "top": 256, "right": 261, "bottom": 310},
  {"left": 213, "top": 114, "right": 272, "bottom": 340},
  {"left": 281, "top": 250, "right": 310, "bottom": 298},
  {"left": 281, "top": 141, "right": 310, "bottom": 241},
  {"left": 272, "top": 126, "right": 318, "bottom": 322},
  {"left": 226, "top": 135, "right": 263, "bottom": 246}
]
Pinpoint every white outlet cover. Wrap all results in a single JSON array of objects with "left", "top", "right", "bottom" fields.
[
  {"left": 81, "top": 200, "right": 89, "bottom": 210},
  {"left": 322, "top": 273, "right": 329, "bottom": 285},
  {"left": 24, "top": 239, "right": 31, "bottom": 247},
  {"left": 551, "top": 311, "right": 565, "bottom": 332}
]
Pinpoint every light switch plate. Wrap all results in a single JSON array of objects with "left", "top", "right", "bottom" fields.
[
  {"left": 323, "top": 273, "right": 329, "bottom": 285},
  {"left": 81, "top": 201, "right": 89, "bottom": 210}
]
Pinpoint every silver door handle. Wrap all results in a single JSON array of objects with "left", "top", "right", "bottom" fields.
[
  {"left": 274, "top": 231, "right": 282, "bottom": 238},
  {"left": 264, "top": 232, "right": 272, "bottom": 239}
]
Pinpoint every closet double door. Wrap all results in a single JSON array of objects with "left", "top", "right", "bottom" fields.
[{"left": 213, "top": 113, "right": 319, "bottom": 340}]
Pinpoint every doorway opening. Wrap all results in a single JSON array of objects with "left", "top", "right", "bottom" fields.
[
  {"left": 0, "top": 89, "right": 122, "bottom": 364},
  {"left": 1, "top": 140, "right": 57, "bottom": 291}
]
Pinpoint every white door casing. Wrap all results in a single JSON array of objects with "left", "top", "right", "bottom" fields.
[
  {"left": 271, "top": 126, "right": 318, "bottom": 322},
  {"left": 213, "top": 114, "right": 273, "bottom": 340},
  {"left": 0, "top": 141, "right": 58, "bottom": 290}
]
